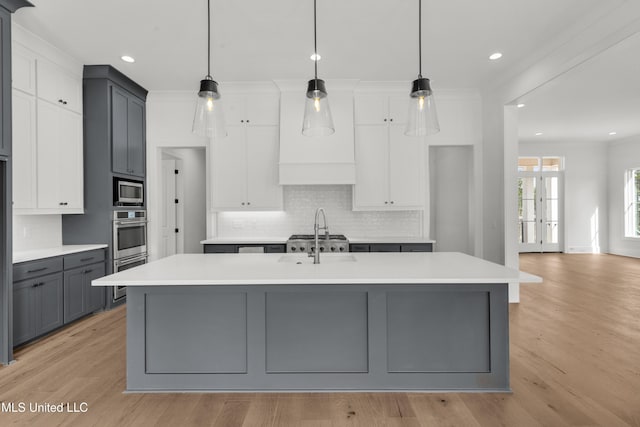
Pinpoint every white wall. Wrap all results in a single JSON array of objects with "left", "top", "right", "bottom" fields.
[
  {"left": 214, "top": 185, "right": 422, "bottom": 238},
  {"left": 13, "top": 215, "right": 61, "bottom": 252},
  {"left": 519, "top": 141, "right": 608, "bottom": 253},
  {"left": 608, "top": 136, "right": 640, "bottom": 258}
]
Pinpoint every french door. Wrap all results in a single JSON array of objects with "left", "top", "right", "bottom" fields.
[{"left": 518, "top": 172, "right": 563, "bottom": 252}]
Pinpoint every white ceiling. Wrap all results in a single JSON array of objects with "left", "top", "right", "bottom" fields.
[
  {"left": 14, "top": 0, "right": 605, "bottom": 91},
  {"left": 518, "top": 31, "right": 640, "bottom": 144},
  {"left": 13, "top": 0, "right": 638, "bottom": 144}
]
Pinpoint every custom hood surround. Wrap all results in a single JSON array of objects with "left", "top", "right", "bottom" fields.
[{"left": 275, "top": 80, "right": 358, "bottom": 185}]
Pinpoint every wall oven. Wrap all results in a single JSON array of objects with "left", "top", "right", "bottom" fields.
[{"left": 112, "top": 210, "right": 148, "bottom": 301}]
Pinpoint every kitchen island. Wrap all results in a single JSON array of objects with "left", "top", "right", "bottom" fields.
[{"left": 93, "top": 252, "right": 540, "bottom": 392}]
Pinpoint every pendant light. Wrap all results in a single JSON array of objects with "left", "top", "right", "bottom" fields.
[
  {"left": 302, "top": 0, "right": 335, "bottom": 137},
  {"left": 192, "top": 0, "right": 226, "bottom": 138},
  {"left": 405, "top": 0, "right": 439, "bottom": 137}
]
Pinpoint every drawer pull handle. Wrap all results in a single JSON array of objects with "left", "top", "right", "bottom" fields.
[
  {"left": 27, "top": 267, "right": 47, "bottom": 273},
  {"left": 83, "top": 269, "right": 93, "bottom": 274},
  {"left": 32, "top": 282, "right": 44, "bottom": 288},
  {"left": 80, "top": 257, "right": 94, "bottom": 262}
]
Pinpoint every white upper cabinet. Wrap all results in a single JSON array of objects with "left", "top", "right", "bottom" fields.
[
  {"left": 12, "top": 43, "right": 36, "bottom": 95},
  {"left": 36, "top": 56, "right": 82, "bottom": 114},
  {"left": 11, "top": 28, "right": 84, "bottom": 214},
  {"left": 353, "top": 92, "right": 425, "bottom": 211},
  {"left": 210, "top": 90, "right": 282, "bottom": 211}
]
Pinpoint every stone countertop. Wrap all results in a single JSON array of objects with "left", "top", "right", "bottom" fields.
[
  {"left": 13, "top": 244, "right": 109, "bottom": 264},
  {"left": 93, "top": 252, "right": 541, "bottom": 286}
]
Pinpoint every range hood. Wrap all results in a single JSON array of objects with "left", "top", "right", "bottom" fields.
[{"left": 275, "top": 80, "right": 358, "bottom": 185}]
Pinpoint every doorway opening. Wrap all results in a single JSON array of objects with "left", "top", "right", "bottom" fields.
[{"left": 518, "top": 156, "right": 564, "bottom": 252}]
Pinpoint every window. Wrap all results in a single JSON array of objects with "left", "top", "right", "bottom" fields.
[
  {"left": 518, "top": 156, "right": 563, "bottom": 172},
  {"left": 625, "top": 168, "right": 640, "bottom": 238}
]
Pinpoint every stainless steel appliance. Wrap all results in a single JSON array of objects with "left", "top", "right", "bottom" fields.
[
  {"left": 113, "top": 210, "right": 147, "bottom": 259},
  {"left": 286, "top": 234, "right": 349, "bottom": 254},
  {"left": 114, "top": 178, "right": 144, "bottom": 206},
  {"left": 112, "top": 210, "right": 148, "bottom": 301}
]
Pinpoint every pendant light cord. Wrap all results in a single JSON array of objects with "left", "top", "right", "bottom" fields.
[
  {"left": 207, "top": 0, "right": 212, "bottom": 79},
  {"left": 314, "top": 0, "right": 318, "bottom": 79},
  {"left": 418, "top": 0, "right": 422, "bottom": 78}
]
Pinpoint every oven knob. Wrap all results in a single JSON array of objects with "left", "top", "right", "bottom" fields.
[
  {"left": 320, "top": 246, "right": 325, "bottom": 252},
  {"left": 339, "top": 246, "right": 345, "bottom": 252},
  {"left": 311, "top": 247, "right": 315, "bottom": 252},
  {"left": 330, "top": 246, "right": 336, "bottom": 252},
  {"left": 290, "top": 246, "right": 296, "bottom": 252}
]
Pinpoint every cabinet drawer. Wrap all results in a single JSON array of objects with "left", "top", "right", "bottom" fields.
[
  {"left": 64, "top": 249, "right": 106, "bottom": 270},
  {"left": 400, "top": 243, "right": 433, "bottom": 252},
  {"left": 203, "top": 244, "right": 236, "bottom": 254},
  {"left": 369, "top": 243, "right": 401, "bottom": 252},
  {"left": 265, "top": 245, "right": 286, "bottom": 253},
  {"left": 349, "top": 244, "right": 370, "bottom": 252},
  {"left": 13, "top": 257, "right": 63, "bottom": 282}
]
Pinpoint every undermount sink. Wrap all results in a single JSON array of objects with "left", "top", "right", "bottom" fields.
[{"left": 278, "top": 254, "right": 357, "bottom": 264}]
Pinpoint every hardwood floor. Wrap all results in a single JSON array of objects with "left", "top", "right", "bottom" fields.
[{"left": 0, "top": 253, "right": 639, "bottom": 426}]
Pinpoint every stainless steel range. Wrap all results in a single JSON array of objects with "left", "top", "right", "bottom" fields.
[{"left": 286, "top": 234, "right": 349, "bottom": 254}]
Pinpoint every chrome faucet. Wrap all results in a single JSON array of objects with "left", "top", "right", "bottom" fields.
[{"left": 310, "top": 208, "right": 329, "bottom": 264}]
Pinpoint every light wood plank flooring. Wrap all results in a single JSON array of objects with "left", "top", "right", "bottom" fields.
[{"left": 0, "top": 253, "right": 639, "bottom": 426}]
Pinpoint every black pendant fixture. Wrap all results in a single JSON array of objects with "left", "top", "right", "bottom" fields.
[
  {"left": 192, "top": 0, "right": 226, "bottom": 138},
  {"left": 302, "top": 0, "right": 335, "bottom": 137},
  {"left": 405, "top": 0, "right": 439, "bottom": 137}
]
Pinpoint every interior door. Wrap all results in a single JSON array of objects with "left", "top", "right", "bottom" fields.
[
  {"left": 161, "top": 159, "right": 177, "bottom": 257},
  {"left": 518, "top": 172, "right": 563, "bottom": 252}
]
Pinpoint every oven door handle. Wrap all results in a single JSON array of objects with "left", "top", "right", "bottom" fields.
[
  {"left": 114, "top": 220, "right": 148, "bottom": 226},
  {"left": 114, "top": 256, "right": 148, "bottom": 268}
]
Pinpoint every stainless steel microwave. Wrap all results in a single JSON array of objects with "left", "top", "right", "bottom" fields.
[{"left": 114, "top": 178, "right": 143, "bottom": 206}]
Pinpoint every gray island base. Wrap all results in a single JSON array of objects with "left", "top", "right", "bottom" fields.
[{"left": 91, "top": 253, "right": 527, "bottom": 392}]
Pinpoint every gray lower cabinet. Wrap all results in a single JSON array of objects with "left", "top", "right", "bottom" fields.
[
  {"left": 349, "top": 242, "right": 433, "bottom": 252},
  {"left": 13, "top": 272, "right": 64, "bottom": 347},
  {"left": 63, "top": 262, "right": 105, "bottom": 323},
  {"left": 13, "top": 249, "right": 107, "bottom": 347}
]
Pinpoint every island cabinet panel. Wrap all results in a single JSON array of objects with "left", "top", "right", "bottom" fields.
[
  {"left": 144, "top": 292, "right": 247, "bottom": 374},
  {"left": 386, "top": 291, "right": 490, "bottom": 373},
  {"left": 126, "top": 283, "right": 509, "bottom": 392},
  {"left": 265, "top": 292, "right": 368, "bottom": 373}
]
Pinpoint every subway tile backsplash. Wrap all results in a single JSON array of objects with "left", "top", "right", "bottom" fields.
[{"left": 215, "top": 185, "right": 422, "bottom": 238}]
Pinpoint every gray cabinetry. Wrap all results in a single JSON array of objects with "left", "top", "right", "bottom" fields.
[
  {"left": 203, "top": 244, "right": 286, "bottom": 254},
  {"left": 13, "top": 271, "right": 63, "bottom": 347},
  {"left": 13, "top": 248, "right": 106, "bottom": 347},
  {"left": 111, "top": 86, "right": 145, "bottom": 177},
  {"left": 349, "top": 242, "right": 433, "bottom": 252}
]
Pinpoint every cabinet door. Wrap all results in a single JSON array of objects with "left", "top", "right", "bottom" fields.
[
  {"left": 388, "top": 95, "right": 409, "bottom": 125},
  {"left": 210, "top": 126, "right": 247, "bottom": 210},
  {"left": 246, "top": 126, "right": 282, "bottom": 210},
  {"left": 85, "top": 263, "right": 106, "bottom": 314},
  {"left": 57, "top": 108, "right": 83, "bottom": 209},
  {"left": 246, "top": 94, "right": 279, "bottom": 126},
  {"left": 63, "top": 266, "right": 86, "bottom": 323},
  {"left": 111, "top": 87, "right": 129, "bottom": 175},
  {"left": 354, "top": 94, "right": 387, "bottom": 125},
  {"left": 12, "top": 89, "right": 36, "bottom": 209},
  {"left": 36, "top": 58, "right": 82, "bottom": 113},
  {"left": 353, "top": 125, "right": 389, "bottom": 209},
  {"left": 388, "top": 125, "right": 424, "bottom": 209},
  {"left": 12, "top": 43, "right": 36, "bottom": 95},
  {"left": 13, "top": 281, "right": 35, "bottom": 346},
  {"left": 127, "top": 96, "right": 145, "bottom": 177},
  {"left": 34, "top": 273, "right": 64, "bottom": 336}
]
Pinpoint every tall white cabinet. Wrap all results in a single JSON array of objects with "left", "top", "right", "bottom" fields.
[
  {"left": 210, "top": 91, "right": 283, "bottom": 211},
  {"left": 11, "top": 30, "right": 83, "bottom": 214},
  {"left": 353, "top": 92, "right": 425, "bottom": 211}
]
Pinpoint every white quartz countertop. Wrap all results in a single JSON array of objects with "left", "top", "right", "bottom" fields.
[
  {"left": 93, "top": 252, "right": 542, "bottom": 286},
  {"left": 14, "top": 244, "right": 109, "bottom": 264}
]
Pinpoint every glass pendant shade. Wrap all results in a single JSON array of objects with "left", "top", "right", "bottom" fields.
[
  {"left": 193, "top": 78, "right": 227, "bottom": 139},
  {"left": 405, "top": 77, "right": 439, "bottom": 136},
  {"left": 302, "top": 78, "right": 335, "bottom": 137}
]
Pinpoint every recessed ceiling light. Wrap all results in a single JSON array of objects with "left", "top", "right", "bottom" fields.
[
  {"left": 310, "top": 53, "right": 321, "bottom": 61},
  {"left": 535, "top": 132, "right": 543, "bottom": 136},
  {"left": 517, "top": 103, "right": 526, "bottom": 108},
  {"left": 121, "top": 55, "right": 135, "bottom": 63},
  {"left": 609, "top": 131, "right": 617, "bottom": 136},
  {"left": 489, "top": 52, "right": 503, "bottom": 61}
]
